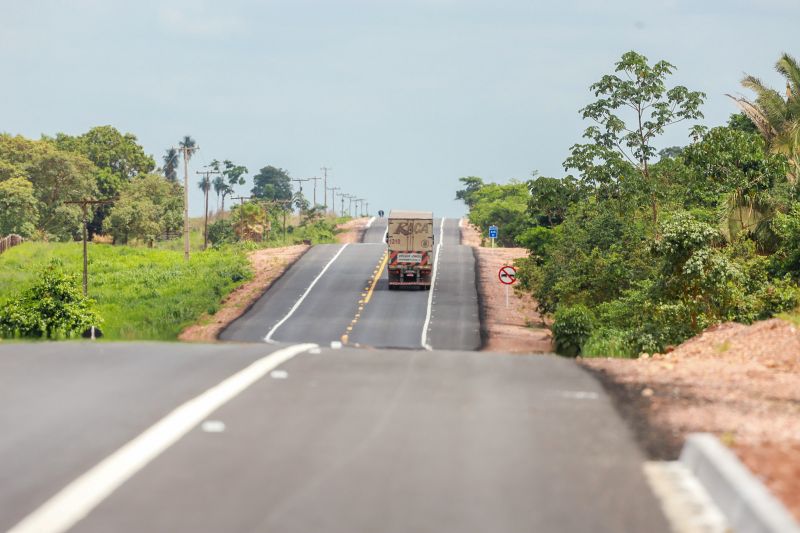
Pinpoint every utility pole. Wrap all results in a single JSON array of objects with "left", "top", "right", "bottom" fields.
[
  {"left": 345, "top": 194, "right": 355, "bottom": 217},
  {"left": 179, "top": 143, "right": 198, "bottom": 261},
  {"left": 340, "top": 194, "right": 346, "bottom": 218},
  {"left": 327, "top": 186, "right": 340, "bottom": 216},
  {"left": 197, "top": 167, "right": 220, "bottom": 250},
  {"left": 290, "top": 178, "right": 310, "bottom": 212},
  {"left": 365, "top": 201, "right": 369, "bottom": 216},
  {"left": 65, "top": 198, "right": 115, "bottom": 298},
  {"left": 308, "top": 177, "right": 321, "bottom": 206},
  {"left": 321, "top": 166, "right": 332, "bottom": 210}
]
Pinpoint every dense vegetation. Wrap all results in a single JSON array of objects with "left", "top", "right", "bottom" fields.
[
  {"left": 458, "top": 51, "right": 800, "bottom": 357},
  {"left": 0, "top": 127, "right": 344, "bottom": 339}
]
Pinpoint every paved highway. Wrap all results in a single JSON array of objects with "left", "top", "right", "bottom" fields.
[
  {"left": 0, "top": 217, "right": 672, "bottom": 532},
  {"left": 220, "top": 217, "right": 481, "bottom": 350},
  {"left": 0, "top": 342, "right": 670, "bottom": 532}
]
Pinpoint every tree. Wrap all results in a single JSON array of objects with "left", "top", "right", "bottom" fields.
[
  {"left": 728, "top": 53, "right": 800, "bottom": 182},
  {"left": 564, "top": 51, "right": 706, "bottom": 225},
  {"left": 455, "top": 176, "right": 484, "bottom": 208},
  {"left": 50, "top": 126, "right": 155, "bottom": 179},
  {"left": 527, "top": 175, "right": 585, "bottom": 227},
  {"left": 0, "top": 134, "right": 98, "bottom": 240},
  {"left": 179, "top": 135, "right": 197, "bottom": 157},
  {"left": 251, "top": 165, "right": 291, "bottom": 201},
  {"left": 465, "top": 181, "right": 531, "bottom": 246},
  {"left": 212, "top": 174, "right": 226, "bottom": 211},
  {"left": 683, "top": 127, "right": 788, "bottom": 241},
  {"left": 198, "top": 174, "right": 212, "bottom": 248},
  {"left": 103, "top": 174, "right": 183, "bottom": 245},
  {"left": 0, "top": 177, "right": 39, "bottom": 237},
  {"left": 163, "top": 148, "right": 180, "bottom": 182},
  {"left": 210, "top": 159, "right": 248, "bottom": 213},
  {"left": 48, "top": 126, "right": 156, "bottom": 236}
]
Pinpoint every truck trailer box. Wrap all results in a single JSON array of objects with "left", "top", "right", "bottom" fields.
[{"left": 387, "top": 210, "right": 434, "bottom": 289}]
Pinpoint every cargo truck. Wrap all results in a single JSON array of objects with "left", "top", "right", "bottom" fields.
[{"left": 386, "top": 210, "right": 434, "bottom": 290}]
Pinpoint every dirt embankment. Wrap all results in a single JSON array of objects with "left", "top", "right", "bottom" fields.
[
  {"left": 336, "top": 217, "right": 370, "bottom": 244},
  {"left": 582, "top": 319, "right": 800, "bottom": 520},
  {"left": 461, "top": 221, "right": 552, "bottom": 353}
]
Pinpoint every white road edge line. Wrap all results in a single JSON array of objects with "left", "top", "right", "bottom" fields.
[
  {"left": 9, "top": 343, "right": 317, "bottom": 533},
  {"left": 365, "top": 216, "right": 376, "bottom": 228},
  {"left": 264, "top": 243, "right": 350, "bottom": 342},
  {"left": 421, "top": 218, "right": 445, "bottom": 350}
]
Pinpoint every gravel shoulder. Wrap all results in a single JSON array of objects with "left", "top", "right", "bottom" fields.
[
  {"left": 461, "top": 221, "right": 552, "bottom": 353},
  {"left": 581, "top": 318, "right": 800, "bottom": 520}
]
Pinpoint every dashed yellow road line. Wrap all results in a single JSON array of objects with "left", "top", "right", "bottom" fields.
[
  {"left": 340, "top": 251, "right": 388, "bottom": 344},
  {"left": 364, "top": 252, "right": 388, "bottom": 304}
]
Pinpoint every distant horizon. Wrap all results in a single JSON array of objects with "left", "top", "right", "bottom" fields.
[{"left": 2, "top": 0, "right": 797, "bottom": 218}]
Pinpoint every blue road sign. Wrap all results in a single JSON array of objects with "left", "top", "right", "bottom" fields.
[{"left": 489, "top": 225, "right": 498, "bottom": 238}]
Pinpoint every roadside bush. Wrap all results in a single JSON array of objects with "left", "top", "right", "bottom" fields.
[
  {"left": 0, "top": 263, "right": 101, "bottom": 338},
  {"left": 208, "top": 219, "right": 236, "bottom": 246},
  {"left": 515, "top": 226, "right": 552, "bottom": 261},
  {"left": 582, "top": 327, "right": 636, "bottom": 358},
  {"left": 552, "top": 304, "right": 594, "bottom": 357}
]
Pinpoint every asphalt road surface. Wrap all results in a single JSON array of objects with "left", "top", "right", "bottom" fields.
[
  {"left": 0, "top": 342, "right": 670, "bottom": 533},
  {"left": 220, "top": 217, "right": 481, "bottom": 350},
  {"left": 0, "top": 217, "right": 672, "bottom": 532}
]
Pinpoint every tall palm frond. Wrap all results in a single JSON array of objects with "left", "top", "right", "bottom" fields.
[
  {"left": 162, "top": 148, "right": 179, "bottom": 182},
  {"left": 179, "top": 135, "right": 197, "bottom": 160},
  {"left": 776, "top": 53, "right": 800, "bottom": 100},
  {"left": 729, "top": 53, "right": 800, "bottom": 184}
]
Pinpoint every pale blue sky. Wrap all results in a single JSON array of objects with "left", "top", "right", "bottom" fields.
[{"left": 2, "top": 0, "right": 798, "bottom": 217}]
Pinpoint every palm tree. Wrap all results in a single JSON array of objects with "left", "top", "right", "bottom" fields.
[
  {"left": 162, "top": 148, "right": 179, "bottom": 182},
  {"left": 212, "top": 175, "right": 227, "bottom": 213},
  {"left": 198, "top": 175, "right": 211, "bottom": 250},
  {"left": 729, "top": 53, "right": 800, "bottom": 182}
]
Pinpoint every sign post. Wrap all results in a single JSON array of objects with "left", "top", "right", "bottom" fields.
[
  {"left": 498, "top": 265, "right": 517, "bottom": 308},
  {"left": 488, "top": 225, "right": 498, "bottom": 248}
]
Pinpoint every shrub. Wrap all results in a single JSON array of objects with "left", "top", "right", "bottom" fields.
[
  {"left": 582, "top": 328, "right": 636, "bottom": 358},
  {"left": 552, "top": 304, "right": 594, "bottom": 356},
  {"left": 208, "top": 219, "right": 236, "bottom": 246},
  {"left": 0, "top": 264, "right": 101, "bottom": 338}
]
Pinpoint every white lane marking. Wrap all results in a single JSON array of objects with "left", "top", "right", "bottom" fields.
[
  {"left": 264, "top": 244, "right": 350, "bottom": 342},
  {"left": 9, "top": 343, "right": 316, "bottom": 533},
  {"left": 330, "top": 341, "right": 342, "bottom": 349},
  {"left": 560, "top": 391, "right": 599, "bottom": 400},
  {"left": 421, "top": 218, "right": 445, "bottom": 350},
  {"left": 201, "top": 420, "right": 226, "bottom": 433},
  {"left": 365, "top": 216, "right": 376, "bottom": 228},
  {"left": 270, "top": 370, "right": 288, "bottom": 379},
  {"left": 308, "top": 347, "right": 321, "bottom": 354}
]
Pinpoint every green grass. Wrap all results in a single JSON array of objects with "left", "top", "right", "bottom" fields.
[{"left": 0, "top": 242, "right": 251, "bottom": 340}]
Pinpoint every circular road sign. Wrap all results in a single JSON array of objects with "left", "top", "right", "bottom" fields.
[{"left": 498, "top": 265, "right": 517, "bottom": 285}]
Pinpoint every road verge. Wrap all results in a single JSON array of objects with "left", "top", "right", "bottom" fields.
[
  {"left": 179, "top": 245, "right": 309, "bottom": 341},
  {"left": 461, "top": 220, "right": 552, "bottom": 353}
]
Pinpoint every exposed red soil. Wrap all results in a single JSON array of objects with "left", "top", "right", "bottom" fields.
[
  {"left": 179, "top": 245, "right": 309, "bottom": 342},
  {"left": 461, "top": 221, "right": 553, "bottom": 353},
  {"left": 336, "top": 217, "right": 370, "bottom": 244},
  {"left": 582, "top": 319, "right": 800, "bottom": 520}
]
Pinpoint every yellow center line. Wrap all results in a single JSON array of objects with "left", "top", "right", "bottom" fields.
[
  {"left": 340, "top": 251, "right": 388, "bottom": 345},
  {"left": 364, "top": 252, "right": 388, "bottom": 304}
]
